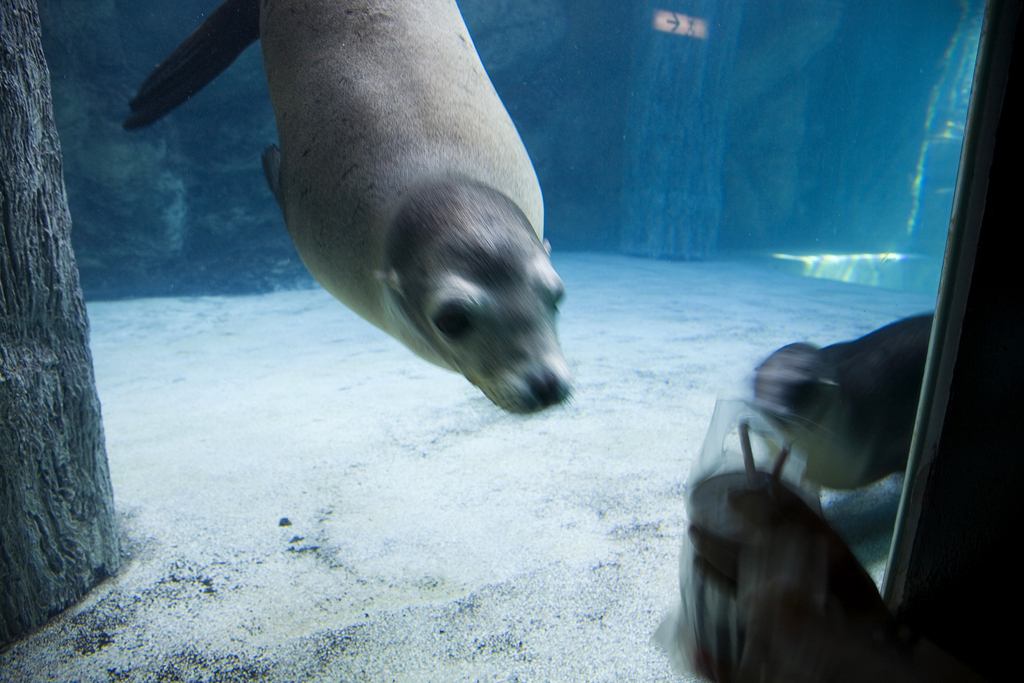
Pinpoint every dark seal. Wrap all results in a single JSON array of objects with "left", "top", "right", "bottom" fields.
[{"left": 753, "top": 314, "right": 933, "bottom": 488}]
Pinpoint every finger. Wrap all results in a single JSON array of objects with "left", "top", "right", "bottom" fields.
[
  {"left": 769, "top": 478, "right": 833, "bottom": 532},
  {"left": 689, "top": 525, "right": 740, "bottom": 582},
  {"left": 738, "top": 522, "right": 830, "bottom": 616},
  {"left": 729, "top": 483, "right": 835, "bottom": 543},
  {"left": 826, "top": 551, "right": 891, "bottom": 626},
  {"left": 728, "top": 487, "right": 786, "bottom": 530},
  {"left": 730, "top": 487, "right": 892, "bottom": 628},
  {"left": 692, "top": 553, "right": 738, "bottom": 595},
  {"left": 760, "top": 485, "right": 890, "bottom": 624}
]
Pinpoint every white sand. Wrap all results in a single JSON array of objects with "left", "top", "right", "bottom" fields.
[{"left": 0, "top": 254, "right": 934, "bottom": 682}]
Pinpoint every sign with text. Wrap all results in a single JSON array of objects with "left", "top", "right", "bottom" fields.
[{"left": 653, "top": 10, "right": 708, "bottom": 39}]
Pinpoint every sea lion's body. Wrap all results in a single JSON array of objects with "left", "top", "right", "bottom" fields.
[
  {"left": 126, "top": 0, "right": 571, "bottom": 412},
  {"left": 260, "top": 0, "right": 543, "bottom": 363},
  {"left": 753, "top": 315, "right": 933, "bottom": 488}
]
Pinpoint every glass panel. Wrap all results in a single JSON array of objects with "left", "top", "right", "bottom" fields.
[{"left": 9, "top": 0, "right": 987, "bottom": 679}]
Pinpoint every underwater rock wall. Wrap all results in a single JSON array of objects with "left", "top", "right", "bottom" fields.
[
  {"left": 38, "top": 0, "right": 305, "bottom": 300},
  {"left": 719, "top": 0, "right": 843, "bottom": 253},
  {"left": 622, "top": 0, "right": 977, "bottom": 266},
  {"left": 1, "top": 0, "right": 120, "bottom": 645},
  {"left": 488, "top": 1, "right": 634, "bottom": 253},
  {"left": 620, "top": 0, "right": 745, "bottom": 260},
  {"left": 719, "top": 0, "right": 981, "bottom": 261}
]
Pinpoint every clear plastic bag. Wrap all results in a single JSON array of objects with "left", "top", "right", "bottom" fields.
[{"left": 654, "top": 399, "right": 821, "bottom": 679}]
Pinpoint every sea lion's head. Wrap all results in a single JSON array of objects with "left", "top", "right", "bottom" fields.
[
  {"left": 381, "top": 179, "right": 572, "bottom": 413},
  {"left": 753, "top": 342, "right": 839, "bottom": 439}
]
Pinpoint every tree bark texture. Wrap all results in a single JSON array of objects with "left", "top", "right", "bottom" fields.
[
  {"left": 1, "top": 0, "right": 119, "bottom": 646},
  {"left": 621, "top": 0, "right": 744, "bottom": 260}
]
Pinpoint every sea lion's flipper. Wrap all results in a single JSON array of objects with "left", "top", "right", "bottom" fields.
[
  {"left": 123, "top": 0, "right": 260, "bottom": 130},
  {"left": 262, "top": 145, "right": 283, "bottom": 207}
]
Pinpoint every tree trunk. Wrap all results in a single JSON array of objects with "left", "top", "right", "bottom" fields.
[{"left": 1, "top": 0, "right": 119, "bottom": 646}]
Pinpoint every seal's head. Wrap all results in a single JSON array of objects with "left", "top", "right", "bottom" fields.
[
  {"left": 753, "top": 342, "right": 838, "bottom": 430},
  {"left": 382, "top": 179, "right": 572, "bottom": 413}
]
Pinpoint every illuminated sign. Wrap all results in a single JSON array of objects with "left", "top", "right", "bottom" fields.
[{"left": 653, "top": 10, "right": 708, "bottom": 39}]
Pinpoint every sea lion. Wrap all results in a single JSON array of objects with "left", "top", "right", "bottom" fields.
[
  {"left": 752, "top": 314, "right": 933, "bottom": 488},
  {"left": 124, "top": 0, "right": 571, "bottom": 413}
]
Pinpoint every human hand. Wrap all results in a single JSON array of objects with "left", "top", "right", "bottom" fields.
[{"left": 688, "top": 478, "right": 919, "bottom": 683}]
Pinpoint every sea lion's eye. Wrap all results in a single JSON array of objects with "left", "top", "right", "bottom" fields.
[{"left": 433, "top": 304, "right": 473, "bottom": 339}]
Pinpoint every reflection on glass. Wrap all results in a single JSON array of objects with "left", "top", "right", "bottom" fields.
[
  {"left": 906, "top": 1, "right": 986, "bottom": 237},
  {"left": 772, "top": 252, "right": 922, "bottom": 288}
]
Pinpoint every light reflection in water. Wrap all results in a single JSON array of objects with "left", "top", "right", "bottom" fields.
[{"left": 772, "top": 252, "right": 923, "bottom": 288}]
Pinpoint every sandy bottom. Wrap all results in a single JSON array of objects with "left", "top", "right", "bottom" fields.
[{"left": 1, "top": 254, "right": 934, "bottom": 682}]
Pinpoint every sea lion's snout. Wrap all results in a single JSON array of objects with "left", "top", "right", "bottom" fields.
[
  {"left": 525, "top": 366, "right": 572, "bottom": 410},
  {"left": 485, "top": 350, "right": 573, "bottom": 414},
  {"left": 463, "top": 356, "right": 572, "bottom": 415},
  {"left": 385, "top": 180, "right": 573, "bottom": 413},
  {"left": 425, "top": 270, "right": 573, "bottom": 414}
]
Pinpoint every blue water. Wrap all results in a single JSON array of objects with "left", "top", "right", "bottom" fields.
[
  {"left": 12, "top": 1, "right": 991, "bottom": 679},
  {"left": 37, "top": 0, "right": 984, "bottom": 301}
]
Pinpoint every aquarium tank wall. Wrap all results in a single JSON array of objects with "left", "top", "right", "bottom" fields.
[
  {"left": 4, "top": 0, "right": 1005, "bottom": 679},
  {"left": 37, "top": 0, "right": 983, "bottom": 300}
]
